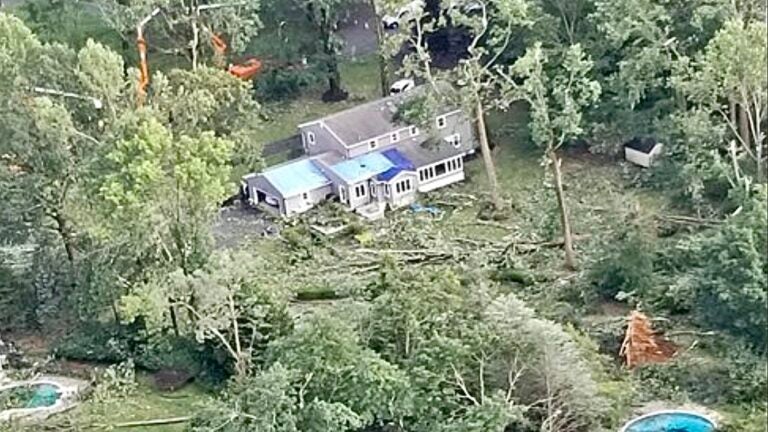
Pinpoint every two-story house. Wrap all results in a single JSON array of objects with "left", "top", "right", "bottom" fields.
[{"left": 242, "top": 89, "right": 477, "bottom": 219}]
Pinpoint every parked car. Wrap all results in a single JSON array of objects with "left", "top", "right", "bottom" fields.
[
  {"left": 446, "top": 0, "right": 483, "bottom": 14},
  {"left": 382, "top": 0, "right": 425, "bottom": 29},
  {"left": 389, "top": 78, "right": 416, "bottom": 96}
]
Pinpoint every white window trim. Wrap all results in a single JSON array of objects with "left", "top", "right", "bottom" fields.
[
  {"left": 436, "top": 115, "right": 447, "bottom": 129},
  {"left": 446, "top": 133, "right": 461, "bottom": 148},
  {"left": 369, "top": 139, "right": 378, "bottom": 149},
  {"left": 390, "top": 131, "right": 400, "bottom": 144},
  {"left": 355, "top": 183, "right": 367, "bottom": 198},
  {"left": 307, "top": 131, "right": 316, "bottom": 145},
  {"left": 409, "top": 125, "right": 419, "bottom": 137}
]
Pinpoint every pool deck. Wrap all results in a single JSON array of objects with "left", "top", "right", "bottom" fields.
[{"left": 0, "top": 375, "right": 89, "bottom": 424}]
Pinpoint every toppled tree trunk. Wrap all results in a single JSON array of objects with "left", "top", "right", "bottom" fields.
[{"left": 548, "top": 150, "right": 576, "bottom": 270}]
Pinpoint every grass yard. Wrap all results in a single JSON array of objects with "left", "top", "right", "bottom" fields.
[
  {"left": 259, "top": 54, "right": 382, "bottom": 167},
  {"left": 33, "top": 375, "right": 209, "bottom": 432}
]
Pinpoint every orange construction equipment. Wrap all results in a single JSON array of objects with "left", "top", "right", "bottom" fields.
[
  {"left": 620, "top": 310, "right": 678, "bottom": 368},
  {"left": 205, "top": 28, "right": 263, "bottom": 80},
  {"left": 228, "top": 58, "right": 263, "bottom": 80}
]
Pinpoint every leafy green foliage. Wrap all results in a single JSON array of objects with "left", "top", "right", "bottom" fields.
[
  {"left": 688, "top": 187, "right": 768, "bottom": 348},
  {"left": 589, "top": 213, "right": 657, "bottom": 301}
]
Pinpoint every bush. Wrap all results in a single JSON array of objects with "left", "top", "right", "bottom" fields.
[
  {"left": 255, "top": 68, "right": 319, "bottom": 101},
  {"left": 635, "top": 347, "right": 768, "bottom": 405},
  {"left": 589, "top": 216, "right": 656, "bottom": 301},
  {"left": 54, "top": 322, "right": 130, "bottom": 363}
]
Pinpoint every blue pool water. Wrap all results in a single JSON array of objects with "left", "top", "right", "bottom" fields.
[{"left": 624, "top": 412, "right": 715, "bottom": 432}]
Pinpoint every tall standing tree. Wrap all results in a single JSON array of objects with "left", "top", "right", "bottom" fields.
[
  {"left": 675, "top": 18, "right": 767, "bottom": 183},
  {"left": 296, "top": 0, "right": 359, "bottom": 101},
  {"left": 499, "top": 43, "right": 601, "bottom": 269},
  {"left": 393, "top": 0, "right": 532, "bottom": 210},
  {"left": 102, "top": 0, "right": 262, "bottom": 69}
]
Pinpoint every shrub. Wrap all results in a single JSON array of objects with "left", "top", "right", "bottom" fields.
[
  {"left": 255, "top": 68, "right": 319, "bottom": 101},
  {"left": 589, "top": 216, "right": 656, "bottom": 301},
  {"left": 635, "top": 348, "right": 767, "bottom": 405},
  {"left": 54, "top": 322, "right": 130, "bottom": 363}
]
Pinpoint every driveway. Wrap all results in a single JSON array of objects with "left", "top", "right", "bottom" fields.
[{"left": 338, "top": 2, "right": 379, "bottom": 58}]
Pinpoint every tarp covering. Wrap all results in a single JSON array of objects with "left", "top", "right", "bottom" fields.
[
  {"left": 262, "top": 159, "right": 331, "bottom": 198},
  {"left": 330, "top": 152, "right": 394, "bottom": 184},
  {"left": 377, "top": 149, "right": 416, "bottom": 181}
]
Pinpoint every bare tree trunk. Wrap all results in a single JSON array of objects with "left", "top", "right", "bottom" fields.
[
  {"left": 169, "top": 306, "right": 180, "bottom": 337},
  {"left": 368, "top": 0, "right": 389, "bottom": 97},
  {"left": 53, "top": 212, "right": 76, "bottom": 265},
  {"left": 548, "top": 150, "right": 576, "bottom": 270},
  {"left": 739, "top": 104, "right": 751, "bottom": 151},
  {"left": 476, "top": 101, "right": 501, "bottom": 209},
  {"left": 729, "top": 97, "right": 738, "bottom": 129}
]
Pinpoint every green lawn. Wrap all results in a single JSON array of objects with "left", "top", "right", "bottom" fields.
[
  {"left": 38, "top": 375, "right": 209, "bottom": 431},
  {"left": 258, "top": 54, "right": 381, "bottom": 167}
]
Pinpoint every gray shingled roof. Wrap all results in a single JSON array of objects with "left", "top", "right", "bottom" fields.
[
  {"left": 321, "top": 93, "right": 411, "bottom": 145},
  {"left": 397, "top": 138, "right": 469, "bottom": 167}
]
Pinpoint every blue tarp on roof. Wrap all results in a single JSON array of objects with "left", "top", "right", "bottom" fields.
[
  {"left": 330, "top": 152, "right": 394, "bottom": 184},
  {"left": 262, "top": 158, "right": 331, "bottom": 197},
  {"left": 382, "top": 148, "right": 415, "bottom": 170},
  {"left": 377, "top": 149, "right": 415, "bottom": 181}
]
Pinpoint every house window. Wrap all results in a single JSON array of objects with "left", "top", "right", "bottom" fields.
[
  {"left": 446, "top": 133, "right": 461, "bottom": 148},
  {"left": 302, "top": 192, "right": 309, "bottom": 200},
  {"left": 436, "top": 115, "right": 447, "bottom": 129},
  {"left": 369, "top": 139, "right": 378, "bottom": 149},
  {"left": 339, "top": 186, "right": 348, "bottom": 203},
  {"left": 370, "top": 183, "right": 377, "bottom": 195},
  {"left": 435, "top": 162, "right": 447, "bottom": 177},
  {"left": 307, "top": 131, "right": 316, "bottom": 145},
  {"left": 384, "top": 184, "right": 390, "bottom": 197},
  {"left": 354, "top": 184, "right": 367, "bottom": 198},
  {"left": 409, "top": 126, "right": 419, "bottom": 137},
  {"left": 391, "top": 131, "right": 400, "bottom": 144},
  {"left": 396, "top": 178, "right": 412, "bottom": 194}
]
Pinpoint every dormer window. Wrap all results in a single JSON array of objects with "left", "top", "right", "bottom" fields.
[
  {"left": 307, "top": 131, "right": 316, "bottom": 145},
  {"left": 390, "top": 131, "right": 400, "bottom": 144},
  {"left": 446, "top": 133, "right": 461, "bottom": 148},
  {"left": 409, "top": 125, "right": 419, "bottom": 137},
  {"left": 436, "top": 115, "right": 447, "bottom": 129},
  {"left": 369, "top": 139, "right": 378, "bottom": 149}
]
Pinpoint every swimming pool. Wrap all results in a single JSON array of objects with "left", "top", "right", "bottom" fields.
[
  {"left": 621, "top": 411, "right": 716, "bottom": 432},
  {"left": 0, "top": 383, "right": 61, "bottom": 410}
]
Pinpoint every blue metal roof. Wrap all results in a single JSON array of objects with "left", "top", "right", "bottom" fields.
[
  {"left": 262, "top": 159, "right": 331, "bottom": 197},
  {"left": 330, "top": 152, "right": 394, "bottom": 184}
]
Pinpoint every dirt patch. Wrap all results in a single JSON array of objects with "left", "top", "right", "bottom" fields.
[{"left": 212, "top": 204, "right": 280, "bottom": 250}]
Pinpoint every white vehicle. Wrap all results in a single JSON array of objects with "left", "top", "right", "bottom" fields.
[
  {"left": 389, "top": 78, "right": 416, "bottom": 96},
  {"left": 446, "top": 0, "right": 483, "bottom": 14},
  {"left": 382, "top": 0, "right": 425, "bottom": 29}
]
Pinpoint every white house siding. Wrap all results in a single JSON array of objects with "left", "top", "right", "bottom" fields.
[
  {"left": 282, "top": 184, "right": 333, "bottom": 217},
  {"left": 417, "top": 155, "right": 466, "bottom": 193},
  {"left": 299, "top": 122, "right": 346, "bottom": 156},
  {"left": 346, "top": 126, "right": 418, "bottom": 158},
  {"left": 347, "top": 181, "right": 372, "bottom": 210},
  {"left": 384, "top": 172, "right": 418, "bottom": 209}
]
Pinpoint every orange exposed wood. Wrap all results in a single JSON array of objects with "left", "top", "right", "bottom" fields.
[
  {"left": 620, "top": 310, "right": 677, "bottom": 368},
  {"left": 137, "top": 35, "right": 149, "bottom": 105}
]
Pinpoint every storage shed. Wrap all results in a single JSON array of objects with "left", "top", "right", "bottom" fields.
[{"left": 624, "top": 137, "right": 663, "bottom": 168}]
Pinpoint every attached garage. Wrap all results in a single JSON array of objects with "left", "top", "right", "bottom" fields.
[{"left": 242, "top": 158, "right": 332, "bottom": 217}]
